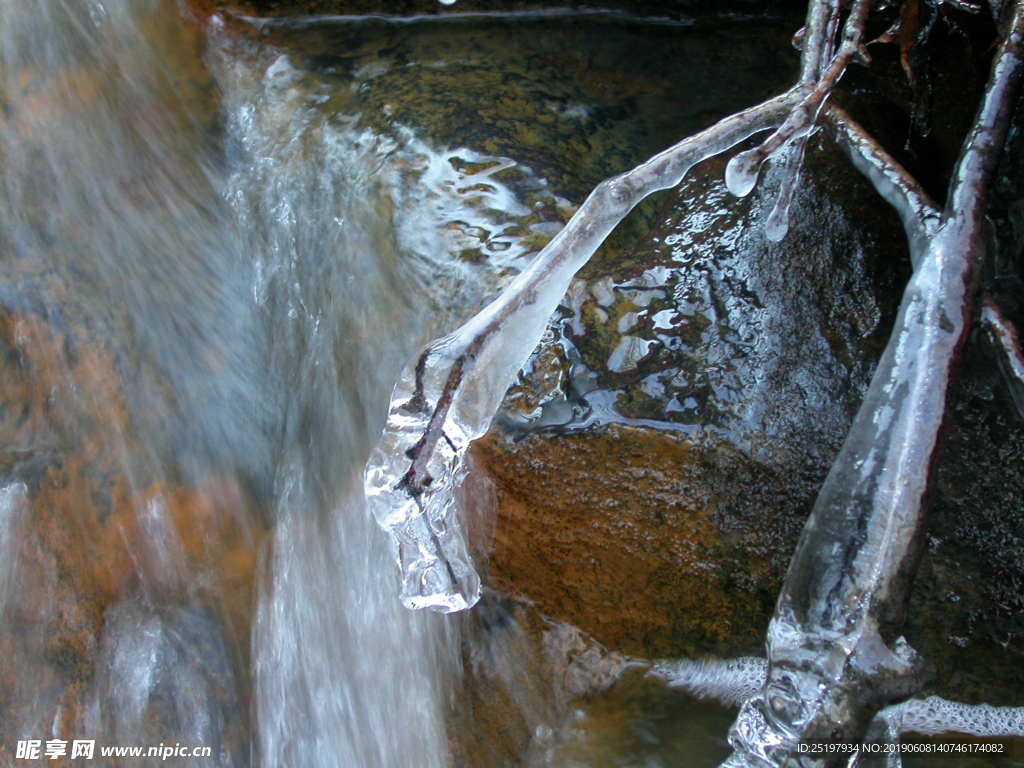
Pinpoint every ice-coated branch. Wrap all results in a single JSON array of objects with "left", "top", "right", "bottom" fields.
[
  {"left": 983, "top": 294, "right": 1024, "bottom": 417},
  {"left": 822, "top": 103, "right": 941, "bottom": 262},
  {"left": 824, "top": 104, "right": 1024, "bottom": 418},
  {"left": 761, "top": 0, "right": 845, "bottom": 243},
  {"left": 799, "top": 0, "right": 843, "bottom": 86},
  {"left": 764, "top": 136, "right": 808, "bottom": 242},
  {"left": 726, "top": 0, "right": 873, "bottom": 198},
  {"left": 364, "top": 90, "right": 800, "bottom": 613},
  {"left": 651, "top": 656, "right": 1024, "bottom": 741},
  {"left": 722, "top": 4, "right": 1024, "bottom": 767},
  {"left": 763, "top": 0, "right": 845, "bottom": 239}
]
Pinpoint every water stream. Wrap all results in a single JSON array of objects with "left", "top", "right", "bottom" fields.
[{"left": 0, "top": 0, "right": 493, "bottom": 762}]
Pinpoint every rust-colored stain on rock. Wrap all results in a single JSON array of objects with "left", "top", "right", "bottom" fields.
[
  {"left": 0, "top": 311, "right": 261, "bottom": 765},
  {"left": 473, "top": 426, "right": 811, "bottom": 660}
]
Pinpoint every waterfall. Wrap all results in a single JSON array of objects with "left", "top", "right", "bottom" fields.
[{"left": 0, "top": 0, "right": 528, "bottom": 763}]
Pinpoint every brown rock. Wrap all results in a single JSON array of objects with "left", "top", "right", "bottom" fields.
[
  {"left": 0, "top": 310, "right": 262, "bottom": 764},
  {"left": 473, "top": 426, "right": 806, "bottom": 660}
]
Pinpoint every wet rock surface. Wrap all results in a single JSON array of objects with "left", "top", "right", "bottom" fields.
[
  {"left": 474, "top": 134, "right": 912, "bottom": 660},
  {"left": 217, "top": 0, "right": 805, "bottom": 23},
  {"left": 475, "top": 426, "right": 803, "bottom": 660},
  {"left": 445, "top": 591, "right": 741, "bottom": 768},
  {"left": 908, "top": 346, "right": 1024, "bottom": 706},
  {"left": 448, "top": 594, "right": 636, "bottom": 768},
  {"left": 246, "top": 12, "right": 798, "bottom": 212}
]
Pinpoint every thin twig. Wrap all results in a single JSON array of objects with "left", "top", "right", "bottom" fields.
[
  {"left": 824, "top": 102, "right": 1024, "bottom": 416},
  {"left": 726, "top": 0, "right": 873, "bottom": 197},
  {"left": 982, "top": 294, "right": 1024, "bottom": 417},
  {"left": 800, "top": 0, "right": 844, "bottom": 86},
  {"left": 822, "top": 102, "right": 941, "bottom": 261},
  {"left": 724, "top": 4, "right": 1024, "bottom": 765},
  {"left": 764, "top": 135, "right": 807, "bottom": 241},
  {"left": 389, "top": 90, "right": 799, "bottom": 501}
]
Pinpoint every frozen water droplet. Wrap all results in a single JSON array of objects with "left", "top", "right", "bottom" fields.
[
  {"left": 725, "top": 150, "right": 762, "bottom": 198},
  {"left": 763, "top": 137, "right": 806, "bottom": 243},
  {"left": 764, "top": 200, "right": 789, "bottom": 242}
]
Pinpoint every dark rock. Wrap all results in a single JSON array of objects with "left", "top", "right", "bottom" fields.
[{"left": 218, "top": 0, "right": 806, "bottom": 23}]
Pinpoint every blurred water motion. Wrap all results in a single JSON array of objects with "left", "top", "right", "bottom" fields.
[
  {"left": 0, "top": 2, "right": 797, "bottom": 766},
  {"left": 0, "top": 0, "right": 509, "bottom": 763}
]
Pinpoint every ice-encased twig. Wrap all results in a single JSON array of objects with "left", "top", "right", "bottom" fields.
[
  {"left": 725, "top": 0, "right": 873, "bottom": 198},
  {"left": 982, "top": 294, "right": 1024, "bottom": 418},
  {"left": 798, "top": 0, "right": 843, "bottom": 88},
  {"left": 823, "top": 103, "right": 942, "bottom": 263},
  {"left": 722, "top": 4, "right": 1024, "bottom": 767},
  {"left": 825, "top": 103, "right": 1024, "bottom": 420},
  {"left": 764, "top": 137, "right": 807, "bottom": 242},
  {"left": 755, "top": 0, "right": 845, "bottom": 242},
  {"left": 652, "top": 656, "right": 1024, "bottom": 741},
  {"left": 364, "top": 90, "right": 800, "bottom": 613}
]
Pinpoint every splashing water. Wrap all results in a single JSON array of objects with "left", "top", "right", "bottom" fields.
[
  {"left": 0, "top": 485, "right": 27, "bottom": 616},
  {"left": 0, "top": 0, "right": 596, "bottom": 759},
  {"left": 0, "top": 0, "right": 537, "bottom": 762},
  {"left": 210, "top": 26, "right": 558, "bottom": 764}
]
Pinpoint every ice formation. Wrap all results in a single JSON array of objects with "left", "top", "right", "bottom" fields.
[
  {"left": 365, "top": 93, "right": 799, "bottom": 612},
  {"left": 654, "top": 655, "right": 1024, "bottom": 748},
  {"left": 363, "top": 177, "right": 638, "bottom": 613},
  {"left": 764, "top": 139, "right": 806, "bottom": 243},
  {"left": 650, "top": 657, "right": 768, "bottom": 708}
]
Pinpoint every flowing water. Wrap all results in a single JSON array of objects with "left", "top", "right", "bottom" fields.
[
  {"left": 0, "top": 0, "right": 491, "bottom": 762},
  {"left": 8, "top": 2, "right": 995, "bottom": 767}
]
